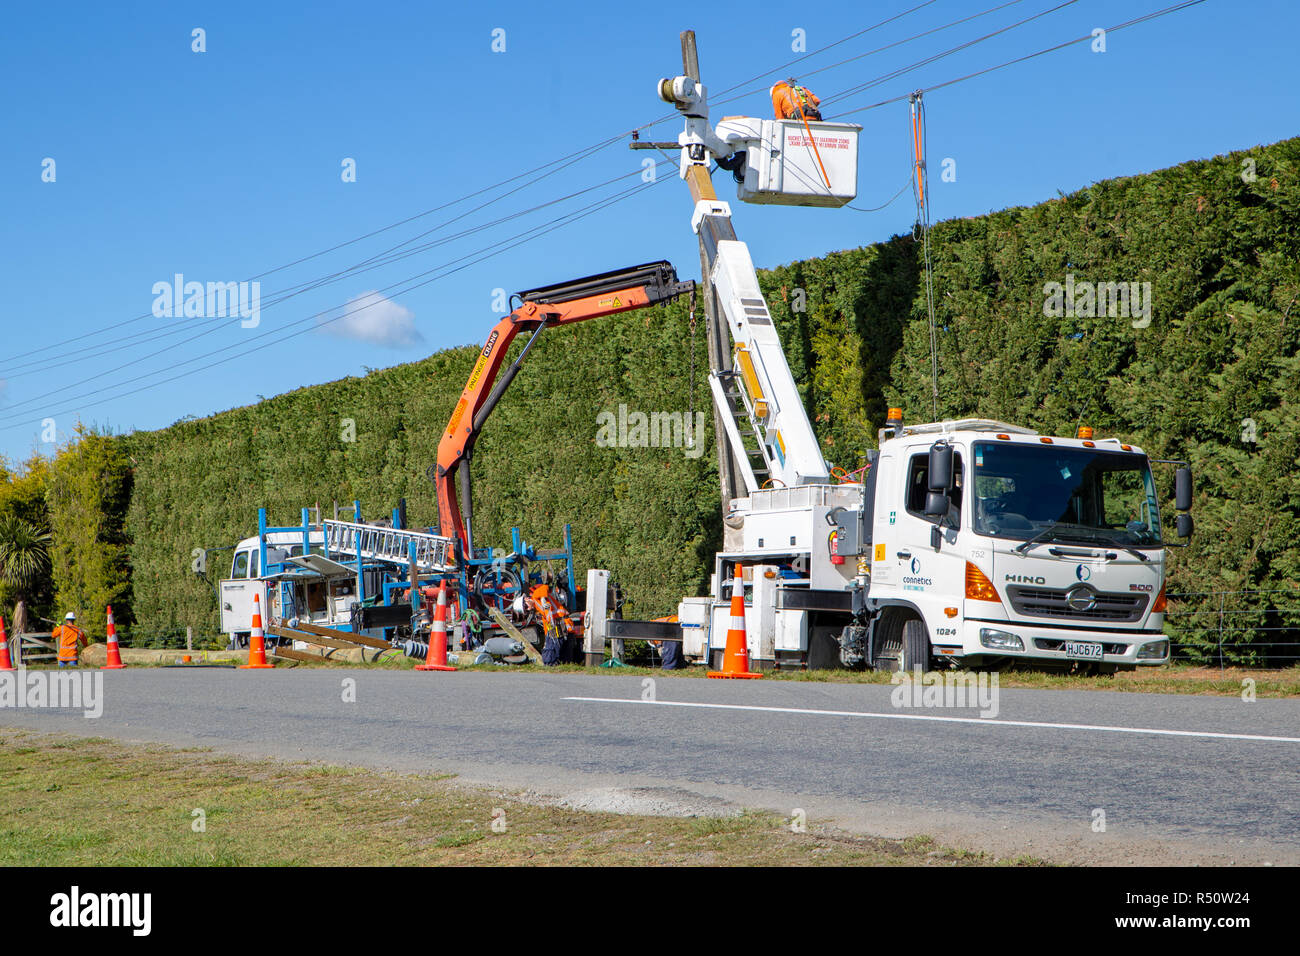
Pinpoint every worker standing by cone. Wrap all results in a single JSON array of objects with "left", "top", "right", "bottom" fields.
[
  {"left": 52, "top": 612, "right": 88, "bottom": 668},
  {"left": 708, "top": 564, "right": 763, "bottom": 679}
]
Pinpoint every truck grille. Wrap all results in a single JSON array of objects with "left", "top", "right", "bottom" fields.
[{"left": 1006, "top": 584, "right": 1147, "bottom": 623}]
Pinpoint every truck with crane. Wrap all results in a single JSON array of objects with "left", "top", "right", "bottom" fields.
[
  {"left": 212, "top": 263, "right": 696, "bottom": 658},
  {"left": 588, "top": 31, "right": 1194, "bottom": 675}
]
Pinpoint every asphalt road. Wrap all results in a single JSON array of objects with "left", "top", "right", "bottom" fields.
[{"left": 3, "top": 669, "right": 1297, "bottom": 864}]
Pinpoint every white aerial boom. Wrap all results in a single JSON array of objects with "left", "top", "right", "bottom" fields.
[{"left": 656, "top": 34, "right": 861, "bottom": 494}]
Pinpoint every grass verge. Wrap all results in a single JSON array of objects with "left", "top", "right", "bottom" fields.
[{"left": 0, "top": 731, "right": 1041, "bottom": 867}]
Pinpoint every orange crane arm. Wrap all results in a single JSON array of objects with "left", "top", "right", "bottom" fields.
[{"left": 435, "top": 260, "right": 694, "bottom": 553}]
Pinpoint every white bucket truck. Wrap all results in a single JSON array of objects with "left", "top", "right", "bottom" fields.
[{"left": 651, "top": 35, "right": 1193, "bottom": 673}]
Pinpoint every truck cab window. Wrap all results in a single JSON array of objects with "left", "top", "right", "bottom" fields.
[
  {"left": 905, "top": 453, "right": 963, "bottom": 524},
  {"left": 232, "top": 551, "right": 250, "bottom": 579}
]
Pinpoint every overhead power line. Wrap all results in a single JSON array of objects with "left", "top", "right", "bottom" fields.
[
  {"left": 1, "top": 127, "right": 670, "bottom": 369},
  {"left": 819, "top": 0, "right": 1083, "bottom": 108},
  {"left": 0, "top": 163, "right": 678, "bottom": 433},
  {"left": 831, "top": 0, "right": 1210, "bottom": 117},
  {"left": 0, "top": 1, "right": 1210, "bottom": 435},
  {"left": 708, "top": 0, "right": 1028, "bottom": 112},
  {"left": 709, "top": 0, "right": 940, "bottom": 98},
  {"left": 0, "top": 2, "right": 1026, "bottom": 376},
  {"left": 0, "top": 160, "right": 666, "bottom": 383}
]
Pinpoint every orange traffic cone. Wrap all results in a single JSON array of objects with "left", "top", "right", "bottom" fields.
[
  {"left": 102, "top": 605, "right": 125, "bottom": 670},
  {"left": 415, "top": 581, "right": 456, "bottom": 672},
  {"left": 708, "top": 564, "right": 763, "bottom": 679},
  {"left": 239, "top": 594, "right": 273, "bottom": 669},
  {"left": 0, "top": 616, "right": 14, "bottom": 671}
]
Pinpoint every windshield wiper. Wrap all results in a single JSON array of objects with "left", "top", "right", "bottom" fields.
[
  {"left": 1058, "top": 529, "right": 1153, "bottom": 562},
  {"left": 1018, "top": 525, "right": 1152, "bottom": 562},
  {"left": 1113, "top": 543, "right": 1151, "bottom": 562},
  {"left": 1014, "top": 524, "right": 1064, "bottom": 554}
]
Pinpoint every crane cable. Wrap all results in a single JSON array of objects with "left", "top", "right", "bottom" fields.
[{"left": 687, "top": 285, "right": 698, "bottom": 427}]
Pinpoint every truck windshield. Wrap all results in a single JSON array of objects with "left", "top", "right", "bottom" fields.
[{"left": 972, "top": 441, "right": 1162, "bottom": 548}]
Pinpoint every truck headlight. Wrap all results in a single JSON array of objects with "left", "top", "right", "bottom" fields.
[
  {"left": 979, "top": 628, "right": 1023, "bottom": 651},
  {"left": 1137, "top": 640, "right": 1169, "bottom": 660}
]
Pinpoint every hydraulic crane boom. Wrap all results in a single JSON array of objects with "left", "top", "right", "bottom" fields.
[{"left": 435, "top": 260, "right": 695, "bottom": 553}]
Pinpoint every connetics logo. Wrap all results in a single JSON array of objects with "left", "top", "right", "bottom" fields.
[
  {"left": 0, "top": 670, "right": 102, "bottom": 718},
  {"left": 902, "top": 557, "right": 932, "bottom": 591},
  {"left": 49, "top": 886, "right": 151, "bottom": 936}
]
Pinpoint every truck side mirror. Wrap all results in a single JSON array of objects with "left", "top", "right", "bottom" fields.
[
  {"left": 924, "top": 491, "right": 949, "bottom": 518},
  {"left": 928, "top": 442, "right": 953, "bottom": 492},
  {"left": 1176, "top": 513, "right": 1194, "bottom": 539},
  {"left": 1175, "top": 467, "right": 1193, "bottom": 512}
]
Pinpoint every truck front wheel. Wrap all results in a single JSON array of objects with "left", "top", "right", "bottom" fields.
[{"left": 873, "top": 614, "right": 931, "bottom": 673}]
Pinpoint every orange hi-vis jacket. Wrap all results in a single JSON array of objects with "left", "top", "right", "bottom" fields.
[
  {"left": 529, "top": 584, "right": 580, "bottom": 637},
  {"left": 771, "top": 81, "right": 821, "bottom": 121},
  {"left": 53, "top": 623, "right": 88, "bottom": 663}
]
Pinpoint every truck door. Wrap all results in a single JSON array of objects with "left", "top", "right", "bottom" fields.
[
  {"left": 220, "top": 548, "right": 267, "bottom": 635},
  {"left": 883, "top": 448, "right": 968, "bottom": 643}
]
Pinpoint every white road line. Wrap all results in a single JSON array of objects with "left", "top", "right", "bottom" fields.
[{"left": 562, "top": 697, "right": 1300, "bottom": 744}]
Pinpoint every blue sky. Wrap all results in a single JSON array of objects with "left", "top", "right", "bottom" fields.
[{"left": 1, "top": 0, "right": 1294, "bottom": 464}]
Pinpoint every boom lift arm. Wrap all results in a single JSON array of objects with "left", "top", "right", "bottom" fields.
[
  {"left": 435, "top": 260, "right": 695, "bottom": 553},
  {"left": 658, "top": 40, "right": 833, "bottom": 493}
]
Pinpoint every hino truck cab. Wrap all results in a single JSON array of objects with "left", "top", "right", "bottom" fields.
[{"left": 846, "top": 414, "right": 1192, "bottom": 674}]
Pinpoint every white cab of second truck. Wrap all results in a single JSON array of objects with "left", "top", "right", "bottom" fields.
[{"left": 218, "top": 530, "right": 367, "bottom": 647}]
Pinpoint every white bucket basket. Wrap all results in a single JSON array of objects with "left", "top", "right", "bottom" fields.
[{"left": 717, "top": 117, "right": 860, "bottom": 208}]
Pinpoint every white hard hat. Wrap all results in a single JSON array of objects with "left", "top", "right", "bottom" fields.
[{"left": 65, "top": 612, "right": 76, "bottom": 621}]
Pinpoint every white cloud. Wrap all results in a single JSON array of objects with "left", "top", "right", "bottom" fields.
[{"left": 320, "top": 291, "right": 423, "bottom": 348}]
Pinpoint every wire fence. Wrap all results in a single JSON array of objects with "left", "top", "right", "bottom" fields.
[{"left": 1166, "top": 589, "right": 1300, "bottom": 669}]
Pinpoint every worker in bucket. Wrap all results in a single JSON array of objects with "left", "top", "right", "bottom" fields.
[
  {"left": 52, "top": 611, "right": 88, "bottom": 668},
  {"left": 770, "top": 78, "right": 822, "bottom": 121}
]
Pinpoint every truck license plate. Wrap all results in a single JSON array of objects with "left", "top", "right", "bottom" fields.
[{"left": 1065, "top": 641, "right": 1104, "bottom": 660}]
